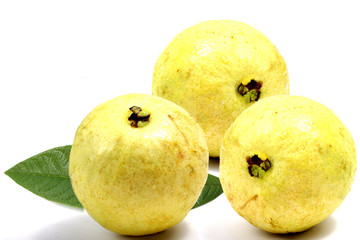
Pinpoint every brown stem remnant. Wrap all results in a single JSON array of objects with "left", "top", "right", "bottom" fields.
[
  {"left": 246, "top": 154, "right": 271, "bottom": 178},
  {"left": 128, "top": 106, "right": 150, "bottom": 128},
  {"left": 238, "top": 79, "right": 263, "bottom": 102}
]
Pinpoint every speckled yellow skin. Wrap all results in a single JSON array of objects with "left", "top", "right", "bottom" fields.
[
  {"left": 220, "top": 95, "right": 356, "bottom": 233},
  {"left": 152, "top": 20, "right": 289, "bottom": 157},
  {"left": 69, "top": 93, "right": 208, "bottom": 236}
]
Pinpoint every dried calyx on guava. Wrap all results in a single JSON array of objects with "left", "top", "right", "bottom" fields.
[
  {"left": 238, "top": 79, "right": 263, "bottom": 102},
  {"left": 128, "top": 106, "right": 150, "bottom": 128},
  {"left": 246, "top": 153, "right": 271, "bottom": 178}
]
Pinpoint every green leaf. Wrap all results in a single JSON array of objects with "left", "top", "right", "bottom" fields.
[
  {"left": 4, "top": 145, "right": 83, "bottom": 208},
  {"left": 5, "top": 145, "right": 223, "bottom": 210},
  {"left": 192, "top": 173, "right": 223, "bottom": 209}
]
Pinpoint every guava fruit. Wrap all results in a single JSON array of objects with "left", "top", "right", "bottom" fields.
[
  {"left": 69, "top": 93, "right": 209, "bottom": 236},
  {"left": 152, "top": 20, "right": 289, "bottom": 157},
  {"left": 220, "top": 95, "right": 356, "bottom": 233}
]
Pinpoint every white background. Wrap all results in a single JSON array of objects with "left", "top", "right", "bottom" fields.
[{"left": 1, "top": 0, "right": 359, "bottom": 239}]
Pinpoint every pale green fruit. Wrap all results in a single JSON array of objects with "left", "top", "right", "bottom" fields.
[
  {"left": 152, "top": 20, "right": 289, "bottom": 157},
  {"left": 220, "top": 95, "right": 356, "bottom": 233},
  {"left": 69, "top": 93, "right": 209, "bottom": 236}
]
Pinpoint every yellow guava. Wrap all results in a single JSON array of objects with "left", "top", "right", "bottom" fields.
[
  {"left": 220, "top": 95, "right": 356, "bottom": 233},
  {"left": 69, "top": 93, "right": 209, "bottom": 236},
  {"left": 152, "top": 20, "right": 289, "bottom": 157}
]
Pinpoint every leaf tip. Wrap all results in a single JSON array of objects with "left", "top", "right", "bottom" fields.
[{"left": 4, "top": 169, "right": 12, "bottom": 177}]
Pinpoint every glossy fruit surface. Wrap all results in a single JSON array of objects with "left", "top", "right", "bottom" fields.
[
  {"left": 220, "top": 95, "right": 356, "bottom": 233},
  {"left": 69, "top": 93, "right": 209, "bottom": 236},
  {"left": 153, "top": 20, "right": 289, "bottom": 157}
]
